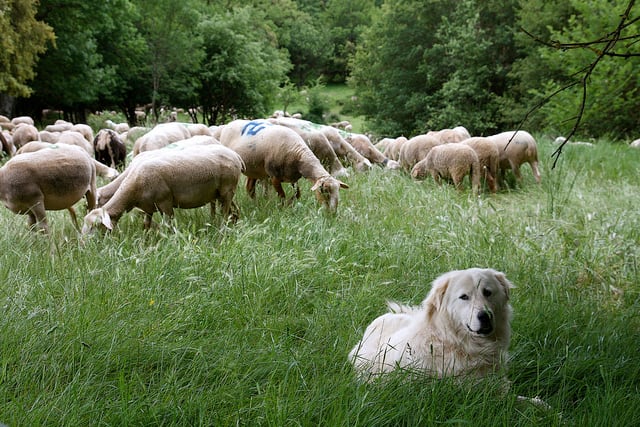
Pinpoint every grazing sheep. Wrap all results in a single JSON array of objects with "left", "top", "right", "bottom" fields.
[
  {"left": 39, "top": 130, "right": 60, "bottom": 143},
  {"left": 427, "top": 126, "right": 471, "bottom": 143},
  {"left": 553, "top": 136, "right": 594, "bottom": 147},
  {"left": 268, "top": 117, "right": 348, "bottom": 177},
  {"left": 412, "top": 143, "right": 481, "bottom": 194},
  {"left": 16, "top": 141, "right": 119, "bottom": 180},
  {"left": 57, "top": 131, "right": 94, "bottom": 155},
  {"left": 70, "top": 124, "right": 94, "bottom": 144},
  {"left": 398, "top": 134, "right": 443, "bottom": 171},
  {"left": 382, "top": 136, "right": 409, "bottom": 161},
  {"left": 11, "top": 123, "right": 40, "bottom": 150},
  {"left": 488, "top": 130, "right": 541, "bottom": 185},
  {"left": 630, "top": 139, "right": 640, "bottom": 148},
  {"left": 132, "top": 122, "right": 191, "bottom": 155},
  {"left": 10, "top": 116, "right": 34, "bottom": 126},
  {"left": 220, "top": 119, "right": 349, "bottom": 213},
  {"left": 0, "top": 144, "right": 97, "bottom": 232},
  {"left": 273, "top": 117, "right": 372, "bottom": 172},
  {"left": 94, "top": 129, "right": 127, "bottom": 170},
  {"left": 347, "top": 133, "right": 401, "bottom": 170},
  {"left": 82, "top": 144, "right": 245, "bottom": 232},
  {"left": 182, "top": 123, "right": 212, "bottom": 137},
  {"left": 44, "top": 120, "right": 73, "bottom": 133},
  {"left": 461, "top": 137, "right": 500, "bottom": 193}
]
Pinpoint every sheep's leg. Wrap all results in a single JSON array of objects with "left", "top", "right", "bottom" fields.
[
  {"left": 67, "top": 207, "right": 80, "bottom": 231},
  {"left": 271, "top": 178, "right": 287, "bottom": 199},
  {"left": 246, "top": 178, "right": 257, "bottom": 198},
  {"left": 530, "top": 161, "right": 541, "bottom": 183},
  {"left": 28, "top": 205, "right": 49, "bottom": 233},
  {"left": 292, "top": 182, "right": 301, "bottom": 199}
]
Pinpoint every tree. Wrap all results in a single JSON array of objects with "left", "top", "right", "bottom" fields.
[
  {"left": 0, "top": 0, "right": 54, "bottom": 114},
  {"left": 197, "top": 7, "right": 290, "bottom": 125}
]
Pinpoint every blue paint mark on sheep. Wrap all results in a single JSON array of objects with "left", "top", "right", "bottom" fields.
[{"left": 242, "top": 120, "right": 271, "bottom": 136}]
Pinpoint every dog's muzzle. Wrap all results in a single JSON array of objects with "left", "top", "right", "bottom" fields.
[{"left": 467, "top": 311, "right": 494, "bottom": 336}]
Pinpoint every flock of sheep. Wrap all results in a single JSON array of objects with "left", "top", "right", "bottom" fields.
[{"left": 0, "top": 112, "right": 543, "bottom": 234}]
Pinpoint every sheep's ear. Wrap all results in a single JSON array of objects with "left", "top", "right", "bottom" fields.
[
  {"left": 494, "top": 270, "right": 515, "bottom": 300},
  {"left": 338, "top": 180, "right": 349, "bottom": 189},
  {"left": 101, "top": 210, "right": 113, "bottom": 230},
  {"left": 424, "top": 274, "right": 450, "bottom": 320},
  {"left": 310, "top": 178, "right": 326, "bottom": 191}
]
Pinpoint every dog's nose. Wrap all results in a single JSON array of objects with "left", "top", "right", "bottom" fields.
[{"left": 477, "top": 311, "right": 493, "bottom": 335}]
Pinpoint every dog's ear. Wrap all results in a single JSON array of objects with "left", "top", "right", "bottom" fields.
[
  {"left": 424, "top": 274, "right": 450, "bottom": 319},
  {"left": 494, "top": 271, "right": 515, "bottom": 300}
]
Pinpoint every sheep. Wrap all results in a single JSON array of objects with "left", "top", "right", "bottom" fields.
[
  {"left": 132, "top": 122, "right": 191, "bottom": 155},
  {"left": 382, "top": 136, "right": 409, "bottom": 161},
  {"left": 70, "top": 124, "right": 94, "bottom": 144},
  {"left": 267, "top": 117, "right": 348, "bottom": 177},
  {"left": 10, "top": 116, "right": 34, "bottom": 126},
  {"left": 57, "top": 131, "right": 94, "bottom": 155},
  {"left": 411, "top": 143, "right": 481, "bottom": 194},
  {"left": 554, "top": 136, "right": 594, "bottom": 147},
  {"left": 427, "top": 126, "right": 471, "bottom": 143},
  {"left": 182, "top": 123, "right": 212, "bottom": 136},
  {"left": 105, "top": 119, "right": 130, "bottom": 134},
  {"left": 488, "top": 130, "right": 541, "bottom": 185},
  {"left": 81, "top": 144, "right": 245, "bottom": 232},
  {"left": 398, "top": 134, "right": 443, "bottom": 171},
  {"left": 44, "top": 120, "right": 73, "bottom": 133},
  {"left": 93, "top": 129, "right": 127, "bottom": 170},
  {"left": 95, "top": 136, "right": 223, "bottom": 208},
  {"left": 39, "top": 130, "right": 60, "bottom": 143},
  {"left": 630, "top": 139, "right": 640, "bottom": 148},
  {"left": 273, "top": 117, "right": 372, "bottom": 172},
  {"left": 16, "top": 141, "right": 119, "bottom": 180},
  {"left": 461, "top": 137, "right": 500, "bottom": 193},
  {"left": 11, "top": 123, "right": 40, "bottom": 150},
  {"left": 0, "top": 143, "right": 97, "bottom": 232},
  {"left": 347, "top": 133, "right": 401, "bottom": 170},
  {"left": 220, "top": 119, "right": 349, "bottom": 213}
]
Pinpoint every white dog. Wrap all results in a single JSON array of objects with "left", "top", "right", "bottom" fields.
[{"left": 349, "top": 268, "right": 514, "bottom": 381}]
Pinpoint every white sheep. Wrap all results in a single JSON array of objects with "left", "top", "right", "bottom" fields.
[
  {"left": 411, "top": 143, "right": 481, "bottom": 194},
  {"left": 16, "top": 141, "right": 119, "bottom": 180},
  {"left": 427, "top": 126, "right": 471, "bottom": 143},
  {"left": 382, "top": 136, "right": 409, "bottom": 161},
  {"left": 10, "top": 116, "right": 34, "bottom": 126},
  {"left": 488, "top": 130, "right": 541, "bottom": 185},
  {"left": 44, "top": 120, "right": 73, "bottom": 133},
  {"left": 630, "top": 139, "right": 640, "bottom": 148},
  {"left": 554, "top": 136, "right": 594, "bottom": 147},
  {"left": 57, "top": 131, "right": 94, "bottom": 155},
  {"left": 82, "top": 144, "right": 245, "bottom": 232},
  {"left": 220, "top": 119, "right": 349, "bottom": 213},
  {"left": 132, "top": 122, "right": 191, "bottom": 155},
  {"left": 347, "top": 133, "right": 401, "bottom": 170},
  {"left": 0, "top": 143, "right": 97, "bottom": 232},
  {"left": 461, "top": 136, "right": 500, "bottom": 193},
  {"left": 398, "top": 134, "right": 443, "bottom": 171},
  {"left": 11, "top": 123, "right": 40, "bottom": 150},
  {"left": 268, "top": 117, "right": 348, "bottom": 178}
]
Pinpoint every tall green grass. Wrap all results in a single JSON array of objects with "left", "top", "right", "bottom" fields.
[{"left": 1, "top": 138, "right": 639, "bottom": 425}]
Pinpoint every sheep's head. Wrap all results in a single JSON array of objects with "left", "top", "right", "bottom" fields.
[
  {"left": 311, "top": 175, "right": 349, "bottom": 213},
  {"left": 82, "top": 208, "right": 113, "bottom": 234}
]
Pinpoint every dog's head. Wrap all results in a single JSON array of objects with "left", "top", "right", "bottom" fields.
[{"left": 423, "top": 268, "right": 514, "bottom": 339}]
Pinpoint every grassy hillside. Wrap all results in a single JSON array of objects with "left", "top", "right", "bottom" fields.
[{"left": 0, "top": 137, "right": 639, "bottom": 425}]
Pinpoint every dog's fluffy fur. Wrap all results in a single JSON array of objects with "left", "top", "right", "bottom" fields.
[{"left": 349, "top": 268, "right": 514, "bottom": 381}]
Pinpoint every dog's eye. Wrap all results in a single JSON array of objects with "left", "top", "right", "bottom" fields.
[
  {"left": 459, "top": 294, "right": 469, "bottom": 300},
  {"left": 483, "top": 289, "right": 492, "bottom": 297}
]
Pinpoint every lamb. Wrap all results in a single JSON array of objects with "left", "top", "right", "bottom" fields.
[
  {"left": 16, "top": 141, "right": 119, "bottom": 180},
  {"left": 93, "top": 129, "right": 127, "bottom": 170},
  {"left": 488, "top": 130, "right": 541, "bottom": 185},
  {"left": 461, "top": 137, "right": 500, "bottom": 193},
  {"left": 0, "top": 143, "right": 97, "bottom": 232},
  {"left": 220, "top": 119, "right": 349, "bottom": 213},
  {"left": 398, "top": 134, "right": 443, "bottom": 171},
  {"left": 411, "top": 143, "right": 481, "bottom": 194},
  {"left": 11, "top": 123, "right": 40, "bottom": 150},
  {"left": 132, "top": 122, "right": 191, "bottom": 155},
  {"left": 82, "top": 144, "right": 245, "bottom": 232},
  {"left": 347, "top": 133, "right": 401, "bottom": 170}
]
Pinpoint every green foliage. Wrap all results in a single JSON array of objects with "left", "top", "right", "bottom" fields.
[
  {"left": 1, "top": 138, "right": 640, "bottom": 425},
  {"left": 0, "top": 0, "right": 54, "bottom": 97},
  {"left": 197, "top": 7, "right": 290, "bottom": 124}
]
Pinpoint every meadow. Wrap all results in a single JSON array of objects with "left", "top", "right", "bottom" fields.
[{"left": 0, "top": 136, "right": 639, "bottom": 426}]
